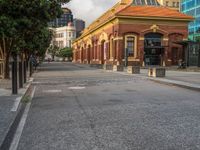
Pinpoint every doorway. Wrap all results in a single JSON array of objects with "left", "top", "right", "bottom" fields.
[
  {"left": 172, "top": 47, "right": 178, "bottom": 65},
  {"left": 144, "top": 33, "right": 163, "bottom": 66}
]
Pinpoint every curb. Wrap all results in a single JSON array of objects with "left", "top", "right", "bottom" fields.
[
  {"left": 0, "top": 78, "right": 33, "bottom": 150},
  {"left": 148, "top": 78, "right": 200, "bottom": 92},
  {"left": 104, "top": 69, "right": 200, "bottom": 92}
]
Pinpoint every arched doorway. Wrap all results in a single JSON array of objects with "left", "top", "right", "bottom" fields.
[
  {"left": 144, "top": 33, "right": 164, "bottom": 66},
  {"left": 87, "top": 45, "right": 91, "bottom": 64},
  {"left": 101, "top": 40, "right": 106, "bottom": 64},
  {"left": 81, "top": 47, "right": 84, "bottom": 62}
]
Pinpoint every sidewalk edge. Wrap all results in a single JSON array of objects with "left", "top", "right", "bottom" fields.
[{"left": 0, "top": 78, "right": 33, "bottom": 150}]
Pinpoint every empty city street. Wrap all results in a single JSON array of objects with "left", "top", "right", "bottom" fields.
[{"left": 17, "top": 62, "right": 200, "bottom": 150}]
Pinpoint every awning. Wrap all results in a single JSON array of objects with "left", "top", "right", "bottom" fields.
[{"left": 173, "top": 40, "right": 199, "bottom": 46}]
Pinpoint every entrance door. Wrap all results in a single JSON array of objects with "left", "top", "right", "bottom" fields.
[
  {"left": 172, "top": 47, "right": 178, "bottom": 65},
  {"left": 144, "top": 33, "right": 163, "bottom": 66},
  {"left": 144, "top": 48, "right": 162, "bottom": 66}
]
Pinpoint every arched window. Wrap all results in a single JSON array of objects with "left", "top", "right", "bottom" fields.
[
  {"left": 125, "top": 34, "right": 137, "bottom": 58},
  {"left": 109, "top": 37, "right": 114, "bottom": 59}
]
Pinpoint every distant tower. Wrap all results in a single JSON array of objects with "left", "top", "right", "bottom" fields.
[
  {"left": 48, "top": 7, "right": 73, "bottom": 27},
  {"left": 73, "top": 19, "right": 85, "bottom": 38}
]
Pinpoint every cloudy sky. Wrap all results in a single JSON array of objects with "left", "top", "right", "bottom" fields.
[{"left": 65, "top": 0, "right": 119, "bottom": 26}]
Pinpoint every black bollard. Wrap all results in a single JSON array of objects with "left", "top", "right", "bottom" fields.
[
  {"left": 29, "top": 61, "right": 33, "bottom": 77},
  {"left": 24, "top": 61, "right": 27, "bottom": 83},
  {"left": 19, "top": 61, "right": 23, "bottom": 88},
  {"left": 12, "top": 57, "right": 18, "bottom": 94}
]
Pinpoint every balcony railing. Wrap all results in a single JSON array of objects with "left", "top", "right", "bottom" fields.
[{"left": 0, "top": 59, "right": 4, "bottom": 79}]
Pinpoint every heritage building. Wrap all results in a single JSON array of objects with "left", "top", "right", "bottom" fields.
[
  {"left": 73, "top": 0, "right": 193, "bottom": 66},
  {"left": 50, "top": 22, "right": 76, "bottom": 48}
]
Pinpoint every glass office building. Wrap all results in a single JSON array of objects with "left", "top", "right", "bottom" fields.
[
  {"left": 48, "top": 8, "right": 73, "bottom": 27},
  {"left": 181, "top": 0, "right": 200, "bottom": 41}
]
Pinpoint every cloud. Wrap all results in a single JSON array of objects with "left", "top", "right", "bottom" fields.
[{"left": 65, "top": 0, "right": 119, "bottom": 26}]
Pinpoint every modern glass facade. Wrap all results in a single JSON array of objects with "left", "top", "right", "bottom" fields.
[
  {"left": 181, "top": 0, "right": 200, "bottom": 41},
  {"left": 48, "top": 8, "right": 73, "bottom": 27}
]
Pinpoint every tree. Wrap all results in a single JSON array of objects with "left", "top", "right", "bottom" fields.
[
  {"left": 48, "top": 45, "right": 59, "bottom": 61},
  {"left": 0, "top": 0, "right": 71, "bottom": 79},
  {"left": 57, "top": 47, "right": 73, "bottom": 61},
  {"left": 196, "top": 36, "right": 200, "bottom": 42}
]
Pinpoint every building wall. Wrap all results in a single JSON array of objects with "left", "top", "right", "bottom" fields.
[
  {"left": 181, "top": 0, "right": 200, "bottom": 41},
  {"left": 157, "top": 0, "right": 180, "bottom": 11},
  {"left": 73, "top": 18, "right": 189, "bottom": 66},
  {"left": 51, "top": 24, "right": 76, "bottom": 49}
]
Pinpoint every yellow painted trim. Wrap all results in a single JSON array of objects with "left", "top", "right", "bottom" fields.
[
  {"left": 117, "top": 15, "right": 193, "bottom": 22},
  {"left": 163, "top": 38, "right": 169, "bottom": 41},
  {"left": 139, "top": 37, "right": 144, "bottom": 40},
  {"left": 113, "top": 37, "right": 124, "bottom": 41}
]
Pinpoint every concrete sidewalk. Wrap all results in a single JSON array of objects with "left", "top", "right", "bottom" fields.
[
  {"left": 111, "top": 68, "right": 200, "bottom": 91},
  {"left": 0, "top": 79, "right": 32, "bottom": 147}
]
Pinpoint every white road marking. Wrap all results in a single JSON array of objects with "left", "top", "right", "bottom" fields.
[
  {"left": 11, "top": 97, "right": 22, "bottom": 112},
  {"left": 43, "top": 90, "right": 62, "bottom": 93},
  {"left": 68, "top": 87, "right": 86, "bottom": 90},
  {"left": 9, "top": 86, "right": 36, "bottom": 150}
]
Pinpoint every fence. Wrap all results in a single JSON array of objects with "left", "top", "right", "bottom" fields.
[{"left": 0, "top": 59, "right": 4, "bottom": 79}]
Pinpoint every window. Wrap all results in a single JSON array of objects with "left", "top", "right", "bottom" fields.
[
  {"left": 125, "top": 35, "right": 137, "bottom": 57},
  {"left": 176, "top": 2, "right": 179, "bottom": 8},
  {"left": 109, "top": 38, "right": 114, "bottom": 59},
  {"left": 173, "top": 2, "right": 176, "bottom": 7},
  {"left": 166, "top": 1, "right": 169, "bottom": 6}
]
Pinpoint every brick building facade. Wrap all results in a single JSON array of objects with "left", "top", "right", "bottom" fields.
[{"left": 73, "top": 0, "right": 193, "bottom": 66}]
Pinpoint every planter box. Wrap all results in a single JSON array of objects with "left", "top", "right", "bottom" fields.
[
  {"left": 127, "top": 66, "right": 140, "bottom": 74},
  {"left": 103, "top": 64, "right": 113, "bottom": 70},
  {"left": 148, "top": 67, "right": 166, "bottom": 77},
  {"left": 113, "top": 65, "right": 124, "bottom": 72}
]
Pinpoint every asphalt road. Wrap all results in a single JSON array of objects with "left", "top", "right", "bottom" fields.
[{"left": 17, "top": 62, "right": 200, "bottom": 150}]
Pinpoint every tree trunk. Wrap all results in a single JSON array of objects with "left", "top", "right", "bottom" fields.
[{"left": 3, "top": 53, "right": 10, "bottom": 79}]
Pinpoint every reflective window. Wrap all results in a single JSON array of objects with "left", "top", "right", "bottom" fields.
[{"left": 127, "top": 37, "right": 135, "bottom": 57}]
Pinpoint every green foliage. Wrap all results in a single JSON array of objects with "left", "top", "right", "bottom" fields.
[
  {"left": 196, "top": 36, "right": 200, "bottom": 42},
  {"left": 48, "top": 45, "right": 59, "bottom": 59},
  {"left": 0, "top": 0, "right": 71, "bottom": 53},
  {"left": 58, "top": 47, "right": 73, "bottom": 58},
  {"left": 0, "top": 0, "right": 71, "bottom": 78}
]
